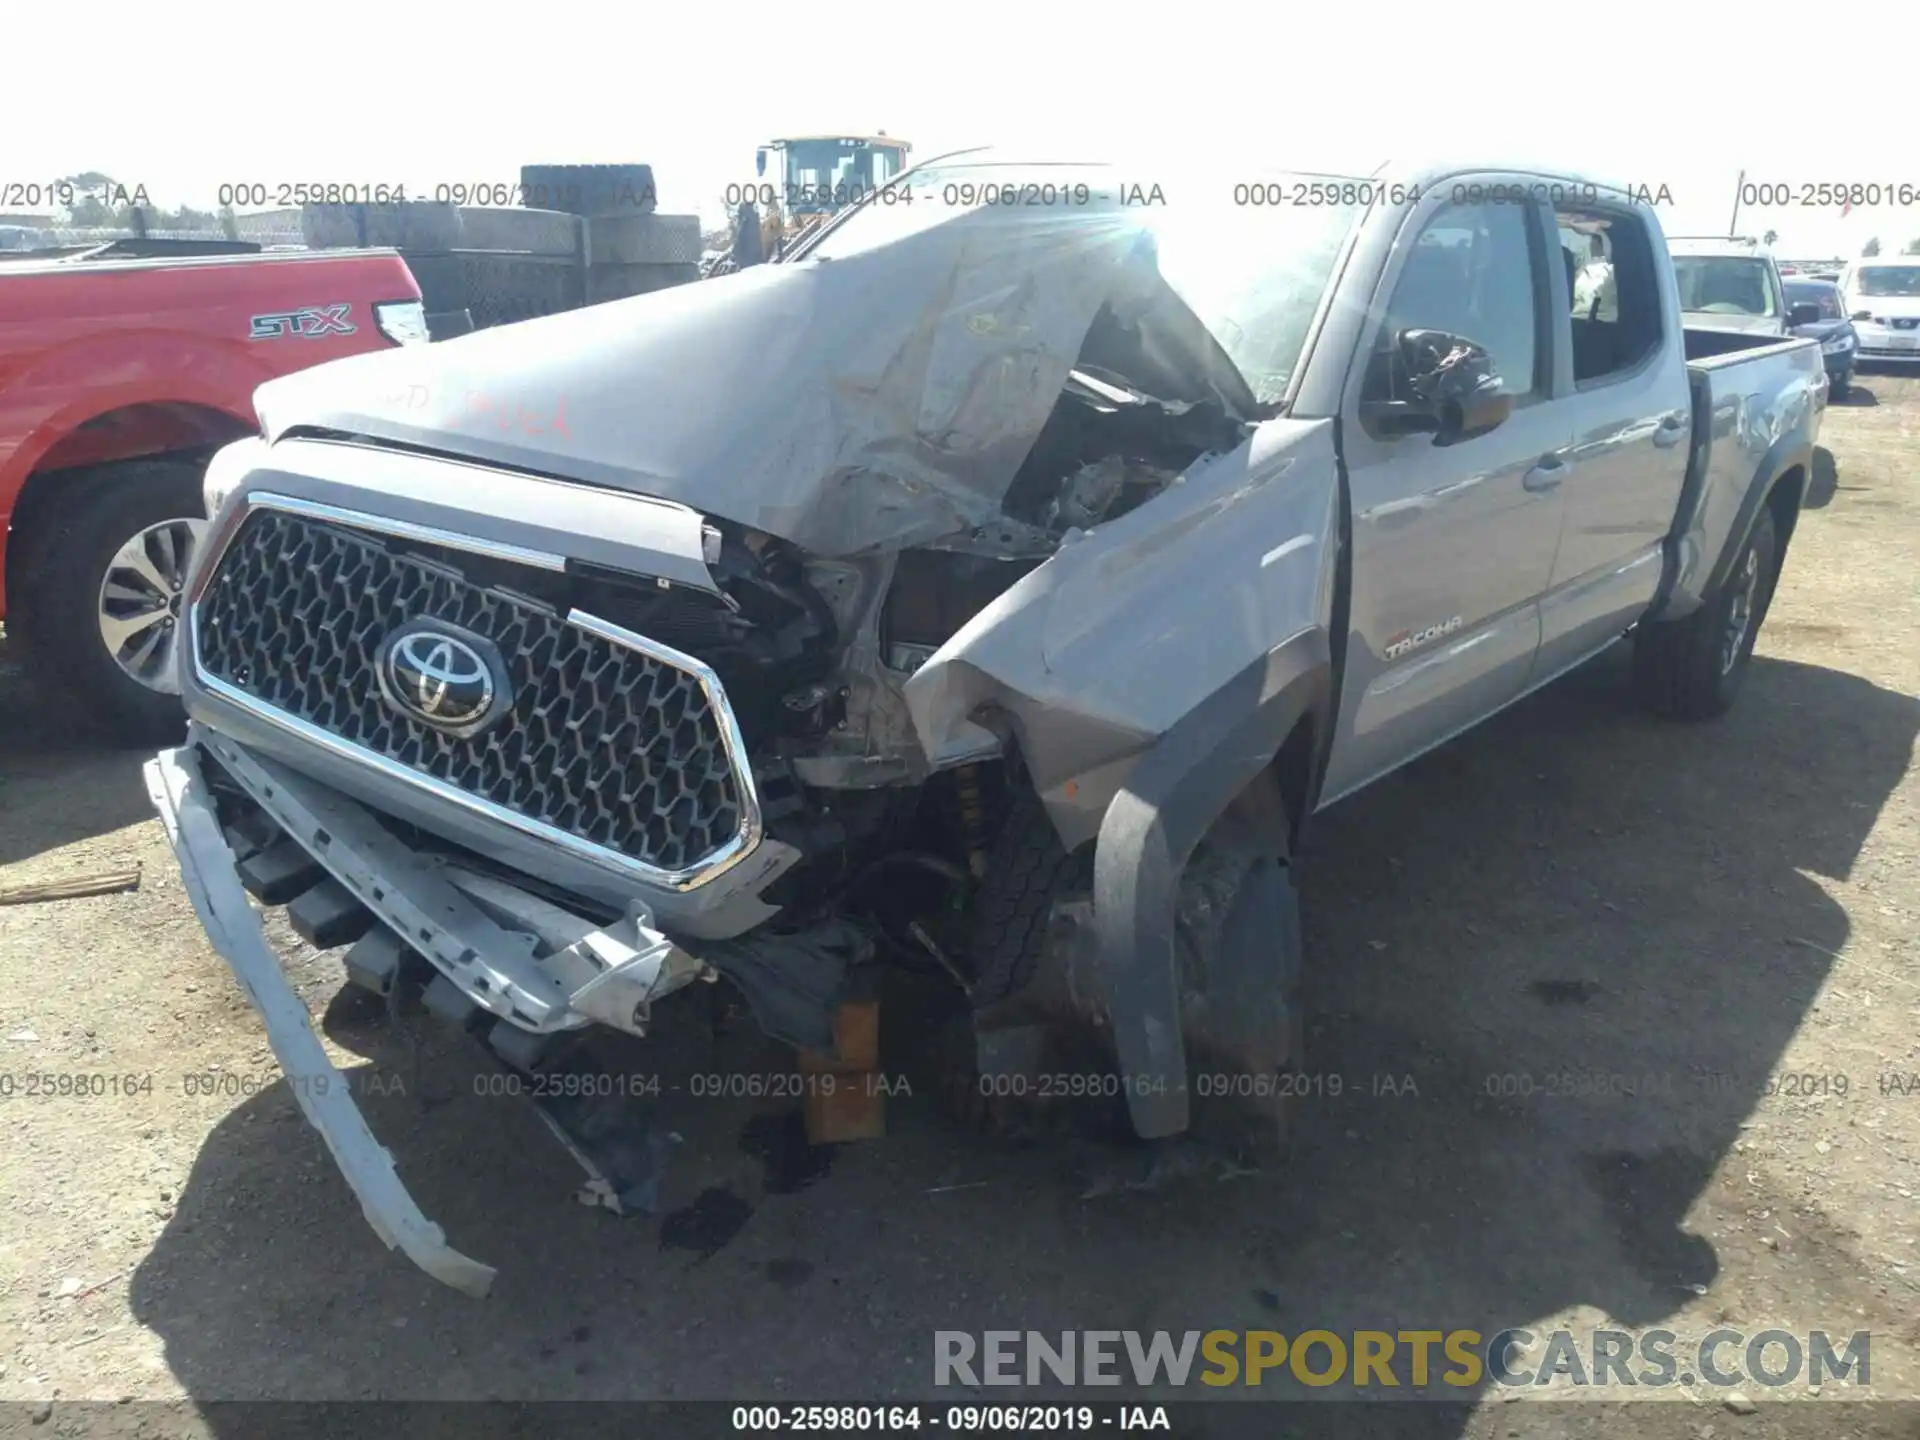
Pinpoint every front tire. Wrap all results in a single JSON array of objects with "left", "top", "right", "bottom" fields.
[
  {"left": 1633, "top": 506, "right": 1779, "bottom": 720},
  {"left": 966, "top": 778, "right": 1308, "bottom": 1157},
  {"left": 1830, "top": 372, "right": 1851, "bottom": 402},
  {"left": 10, "top": 459, "right": 207, "bottom": 746},
  {"left": 966, "top": 788, "right": 1093, "bottom": 1007}
]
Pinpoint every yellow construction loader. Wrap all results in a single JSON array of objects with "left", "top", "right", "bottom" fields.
[{"left": 732, "top": 134, "right": 911, "bottom": 265}]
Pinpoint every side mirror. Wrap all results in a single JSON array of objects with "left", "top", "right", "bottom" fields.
[
  {"left": 1850, "top": 309, "right": 1873, "bottom": 322},
  {"left": 755, "top": 149, "right": 768, "bottom": 177},
  {"left": 1361, "top": 329, "right": 1514, "bottom": 444},
  {"left": 1787, "top": 303, "right": 1823, "bottom": 327}
]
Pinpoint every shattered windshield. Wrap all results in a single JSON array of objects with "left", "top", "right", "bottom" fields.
[
  {"left": 805, "top": 162, "right": 1363, "bottom": 407},
  {"left": 1856, "top": 264, "right": 1920, "bottom": 297}
]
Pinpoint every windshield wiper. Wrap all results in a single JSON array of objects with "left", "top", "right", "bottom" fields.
[{"left": 1065, "top": 368, "right": 1153, "bottom": 408}]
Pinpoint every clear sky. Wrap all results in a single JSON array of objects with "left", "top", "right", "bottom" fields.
[{"left": 10, "top": 0, "right": 1920, "bottom": 257}]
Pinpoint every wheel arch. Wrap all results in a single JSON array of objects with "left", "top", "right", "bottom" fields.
[
  {"left": 1700, "top": 439, "right": 1811, "bottom": 605},
  {"left": 4, "top": 402, "right": 249, "bottom": 614},
  {"left": 1764, "top": 461, "right": 1807, "bottom": 566},
  {"left": 1090, "top": 626, "right": 1333, "bottom": 1139}
]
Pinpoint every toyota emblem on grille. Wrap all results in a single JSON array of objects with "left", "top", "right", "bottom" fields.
[{"left": 374, "top": 619, "right": 510, "bottom": 737}]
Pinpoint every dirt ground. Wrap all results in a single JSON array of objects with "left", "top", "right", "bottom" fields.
[{"left": 2, "top": 374, "right": 1917, "bottom": 1438}]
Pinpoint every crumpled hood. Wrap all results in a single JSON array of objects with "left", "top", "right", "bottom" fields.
[{"left": 254, "top": 206, "right": 1156, "bottom": 557}]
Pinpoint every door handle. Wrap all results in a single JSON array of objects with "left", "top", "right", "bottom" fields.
[
  {"left": 1522, "top": 455, "right": 1569, "bottom": 493},
  {"left": 1651, "top": 411, "right": 1688, "bottom": 449}
]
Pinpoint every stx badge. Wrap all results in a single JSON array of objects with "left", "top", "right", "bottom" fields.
[{"left": 248, "top": 304, "right": 356, "bottom": 340}]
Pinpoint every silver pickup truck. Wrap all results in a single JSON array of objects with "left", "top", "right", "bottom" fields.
[{"left": 145, "top": 156, "right": 1824, "bottom": 1294}]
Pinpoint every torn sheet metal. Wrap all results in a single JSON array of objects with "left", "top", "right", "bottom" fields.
[
  {"left": 203, "top": 729, "right": 713, "bottom": 1037},
  {"left": 566, "top": 908, "right": 710, "bottom": 1037},
  {"left": 903, "top": 419, "right": 1345, "bottom": 848},
  {"left": 143, "top": 746, "right": 497, "bottom": 1298},
  {"left": 198, "top": 729, "right": 571, "bottom": 1032},
  {"left": 250, "top": 203, "right": 1149, "bottom": 557}
]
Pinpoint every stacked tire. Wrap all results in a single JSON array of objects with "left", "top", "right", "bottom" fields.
[
  {"left": 519, "top": 166, "right": 697, "bottom": 309},
  {"left": 297, "top": 165, "right": 702, "bottom": 335},
  {"left": 516, "top": 164, "right": 658, "bottom": 218},
  {"left": 581, "top": 211, "right": 701, "bottom": 302},
  {"left": 299, "top": 200, "right": 466, "bottom": 251}
]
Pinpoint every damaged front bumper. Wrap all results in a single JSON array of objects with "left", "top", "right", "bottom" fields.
[
  {"left": 145, "top": 743, "right": 499, "bottom": 1297},
  {"left": 145, "top": 729, "right": 718, "bottom": 1294}
]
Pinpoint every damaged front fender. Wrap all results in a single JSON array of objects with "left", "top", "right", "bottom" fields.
[
  {"left": 1093, "top": 629, "right": 1331, "bottom": 1140},
  {"left": 904, "top": 418, "right": 1342, "bottom": 1142},
  {"left": 904, "top": 417, "right": 1343, "bottom": 849}
]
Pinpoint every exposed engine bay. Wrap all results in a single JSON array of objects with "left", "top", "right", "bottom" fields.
[{"left": 557, "top": 334, "right": 1254, "bottom": 1029}]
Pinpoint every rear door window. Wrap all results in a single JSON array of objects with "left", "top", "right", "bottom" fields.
[{"left": 1556, "top": 207, "right": 1664, "bottom": 384}]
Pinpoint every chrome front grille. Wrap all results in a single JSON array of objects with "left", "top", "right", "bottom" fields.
[{"left": 190, "top": 500, "right": 755, "bottom": 886}]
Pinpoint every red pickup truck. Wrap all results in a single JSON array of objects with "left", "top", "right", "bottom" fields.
[{"left": 0, "top": 244, "right": 425, "bottom": 742}]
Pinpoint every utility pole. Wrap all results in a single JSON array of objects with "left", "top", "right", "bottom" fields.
[{"left": 1727, "top": 169, "right": 1744, "bottom": 238}]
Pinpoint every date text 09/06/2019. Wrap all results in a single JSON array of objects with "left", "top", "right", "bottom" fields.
[
  {"left": 1229, "top": 180, "right": 1676, "bottom": 209},
  {"left": 1, "top": 180, "right": 150, "bottom": 209}
]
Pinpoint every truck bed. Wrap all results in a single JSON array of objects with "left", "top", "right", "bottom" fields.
[
  {"left": 1656, "top": 328, "right": 1823, "bottom": 621},
  {"left": 1682, "top": 325, "right": 1809, "bottom": 365}
]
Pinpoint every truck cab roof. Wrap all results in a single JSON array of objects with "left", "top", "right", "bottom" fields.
[
  {"left": 0, "top": 244, "right": 399, "bottom": 277},
  {"left": 1667, "top": 236, "right": 1773, "bottom": 258}
]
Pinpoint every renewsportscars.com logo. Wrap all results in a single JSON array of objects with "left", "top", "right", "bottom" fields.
[{"left": 934, "top": 1328, "right": 1870, "bottom": 1392}]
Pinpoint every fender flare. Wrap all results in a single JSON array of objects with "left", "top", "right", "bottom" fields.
[
  {"left": 1091, "top": 626, "right": 1332, "bottom": 1139},
  {"left": 2, "top": 379, "right": 258, "bottom": 522},
  {"left": 1702, "top": 435, "right": 1810, "bottom": 600},
  {"left": 0, "top": 391, "right": 253, "bottom": 615},
  {"left": 0, "top": 324, "right": 272, "bottom": 501}
]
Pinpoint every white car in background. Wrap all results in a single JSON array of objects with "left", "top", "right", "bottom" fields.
[
  {"left": 1667, "top": 236, "right": 1789, "bottom": 335},
  {"left": 1839, "top": 257, "right": 1920, "bottom": 363}
]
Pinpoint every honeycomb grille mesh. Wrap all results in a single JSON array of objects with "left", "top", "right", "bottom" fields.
[{"left": 193, "top": 509, "right": 746, "bottom": 875}]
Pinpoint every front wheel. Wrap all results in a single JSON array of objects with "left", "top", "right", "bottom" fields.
[
  {"left": 1829, "top": 373, "right": 1851, "bottom": 402},
  {"left": 1633, "top": 507, "right": 1779, "bottom": 720},
  {"left": 10, "top": 459, "right": 208, "bottom": 746},
  {"left": 964, "top": 779, "right": 1307, "bottom": 1158}
]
